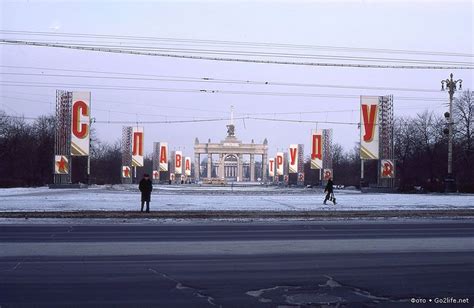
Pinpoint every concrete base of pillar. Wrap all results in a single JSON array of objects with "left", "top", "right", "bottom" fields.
[{"left": 444, "top": 176, "right": 456, "bottom": 193}]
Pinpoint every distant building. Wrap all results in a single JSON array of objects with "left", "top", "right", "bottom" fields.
[{"left": 194, "top": 121, "right": 268, "bottom": 183}]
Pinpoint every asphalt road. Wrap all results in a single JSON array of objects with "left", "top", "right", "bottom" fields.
[{"left": 1, "top": 220, "right": 473, "bottom": 307}]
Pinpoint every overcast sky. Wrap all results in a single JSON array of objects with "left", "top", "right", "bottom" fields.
[{"left": 1, "top": 0, "right": 473, "bottom": 161}]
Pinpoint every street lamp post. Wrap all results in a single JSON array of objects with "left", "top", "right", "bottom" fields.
[{"left": 441, "top": 73, "right": 462, "bottom": 192}]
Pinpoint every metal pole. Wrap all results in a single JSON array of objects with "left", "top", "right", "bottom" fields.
[
  {"left": 448, "top": 88, "right": 453, "bottom": 176},
  {"left": 441, "top": 73, "right": 462, "bottom": 192}
]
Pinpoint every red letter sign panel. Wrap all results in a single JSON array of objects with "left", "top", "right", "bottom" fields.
[
  {"left": 159, "top": 142, "right": 168, "bottom": 171},
  {"left": 311, "top": 130, "right": 323, "bottom": 169},
  {"left": 289, "top": 144, "right": 298, "bottom": 174},
  {"left": 71, "top": 92, "right": 90, "bottom": 156},
  {"left": 132, "top": 127, "right": 144, "bottom": 167},
  {"left": 360, "top": 96, "right": 379, "bottom": 159},
  {"left": 185, "top": 157, "right": 191, "bottom": 176},
  {"left": 268, "top": 158, "right": 275, "bottom": 177},
  {"left": 175, "top": 151, "right": 183, "bottom": 174},
  {"left": 276, "top": 152, "right": 284, "bottom": 176}
]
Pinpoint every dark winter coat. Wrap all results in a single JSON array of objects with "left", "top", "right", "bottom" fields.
[
  {"left": 324, "top": 179, "right": 334, "bottom": 193},
  {"left": 139, "top": 178, "right": 153, "bottom": 202}
]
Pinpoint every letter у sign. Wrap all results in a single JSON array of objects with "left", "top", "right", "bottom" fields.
[
  {"left": 288, "top": 144, "right": 298, "bottom": 174},
  {"left": 360, "top": 96, "right": 379, "bottom": 159},
  {"left": 71, "top": 92, "right": 91, "bottom": 156}
]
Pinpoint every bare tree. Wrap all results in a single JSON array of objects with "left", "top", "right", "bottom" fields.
[
  {"left": 453, "top": 89, "right": 474, "bottom": 189},
  {"left": 454, "top": 90, "right": 474, "bottom": 156}
]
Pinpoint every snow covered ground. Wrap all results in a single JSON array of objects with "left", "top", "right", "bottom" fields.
[{"left": 1, "top": 185, "right": 474, "bottom": 212}]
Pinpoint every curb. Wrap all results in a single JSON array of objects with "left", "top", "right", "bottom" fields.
[{"left": 1, "top": 210, "right": 474, "bottom": 219}]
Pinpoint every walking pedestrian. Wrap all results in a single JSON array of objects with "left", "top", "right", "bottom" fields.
[
  {"left": 323, "top": 178, "right": 336, "bottom": 205},
  {"left": 139, "top": 173, "right": 153, "bottom": 212}
]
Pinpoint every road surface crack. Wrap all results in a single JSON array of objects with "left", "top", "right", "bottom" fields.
[
  {"left": 148, "top": 268, "right": 220, "bottom": 307},
  {"left": 246, "top": 275, "right": 411, "bottom": 305},
  {"left": 1, "top": 260, "right": 23, "bottom": 272}
]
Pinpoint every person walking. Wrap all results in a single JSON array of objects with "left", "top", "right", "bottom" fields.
[
  {"left": 323, "top": 178, "right": 336, "bottom": 205},
  {"left": 139, "top": 173, "right": 153, "bottom": 212}
]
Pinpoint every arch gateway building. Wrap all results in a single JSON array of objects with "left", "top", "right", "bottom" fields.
[{"left": 194, "top": 123, "right": 268, "bottom": 183}]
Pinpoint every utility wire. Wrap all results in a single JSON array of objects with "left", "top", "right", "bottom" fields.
[
  {"left": 1, "top": 113, "right": 359, "bottom": 125},
  {"left": 0, "top": 80, "right": 448, "bottom": 101},
  {"left": 3, "top": 40, "right": 473, "bottom": 66},
  {"left": 1, "top": 39, "right": 472, "bottom": 69},
  {"left": 1, "top": 29, "right": 472, "bottom": 58},
  {"left": 1, "top": 94, "right": 444, "bottom": 119},
  {"left": 0, "top": 95, "right": 223, "bottom": 119},
  {"left": 0, "top": 70, "right": 445, "bottom": 93}
]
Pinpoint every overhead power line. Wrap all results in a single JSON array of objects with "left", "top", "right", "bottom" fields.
[
  {"left": 3, "top": 40, "right": 473, "bottom": 66},
  {"left": 1, "top": 39, "right": 472, "bottom": 69},
  {"left": 0, "top": 69, "right": 445, "bottom": 93},
  {"left": 0, "top": 80, "right": 448, "bottom": 102},
  {"left": 1, "top": 113, "right": 359, "bottom": 126},
  {"left": 1, "top": 29, "right": 472, "bottom": 58},
  {"left": 0, "top": 95, "right": 224, "bottom": 120},
  {"left": 0, "top": 94, "right": 444, "bottom": 119}
]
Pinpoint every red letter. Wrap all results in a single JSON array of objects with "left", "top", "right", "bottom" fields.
[
  {"left": 132, "top": 132, "right": 143, "bottom": 156},
  {"left": 290, "top": 148, "right": 297, "bottom": 165},
  {"left": 176, "top": 154, "right": 182, "bottom": 168},
  {"left": 160, "top": 146, "right": 167, "bottom": 163},
  {"left": 276, "top": 155, "right": 283, "bottom": 166},
  {"left": 362, "top": 104, "right": 378, "bottom": 142},
  {"left": 311, "top": 134, "right": 322, "bottom": 160},
  {"left": 72, "top": 101, "right": 88, "bottom": 139},
  {"left": 269, "top": 160, "right": 274, "bottom": 172},
  {"left": 186, "top": 159, "right": 190, "bottom": 171}
]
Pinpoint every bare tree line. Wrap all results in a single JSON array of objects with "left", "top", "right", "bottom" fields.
[{"left": 1, "top": 90, "right": 472, "bottom": 191}]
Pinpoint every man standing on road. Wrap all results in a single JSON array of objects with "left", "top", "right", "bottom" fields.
[
  {"left": 139, "top": 173, "right": 153, "bottom": 212},
  {"left": 323, "top": 177, "right": 336, "bottom": 205}
]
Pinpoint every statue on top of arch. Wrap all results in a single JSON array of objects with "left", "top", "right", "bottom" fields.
[{"left": 226, "top": 124, "right": 235, "bottom": 137}]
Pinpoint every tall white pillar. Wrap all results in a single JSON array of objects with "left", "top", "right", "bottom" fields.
[
  {"left": 219, "top": 154, "right": 225, "bottom": 178},
  {"left": 207, "top": 153, "right": 212, "bottom": 178},
  {"left": 194, "top": 153, "right": 200, "bottom": 180},
  {"left": 250, "top": 154, "right": 255, "bottom": 182},
  {"left": 262, "top": 153, "right": 268, "bottom": 183}
]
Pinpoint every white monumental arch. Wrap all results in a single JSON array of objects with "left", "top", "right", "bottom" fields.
[{"left": 194, "top": 108, "right": 268, "bottom": 182}]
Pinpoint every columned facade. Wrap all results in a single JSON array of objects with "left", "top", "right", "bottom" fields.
[{"left": 194, "top": 124, "right": 268, "bottom": 183}]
